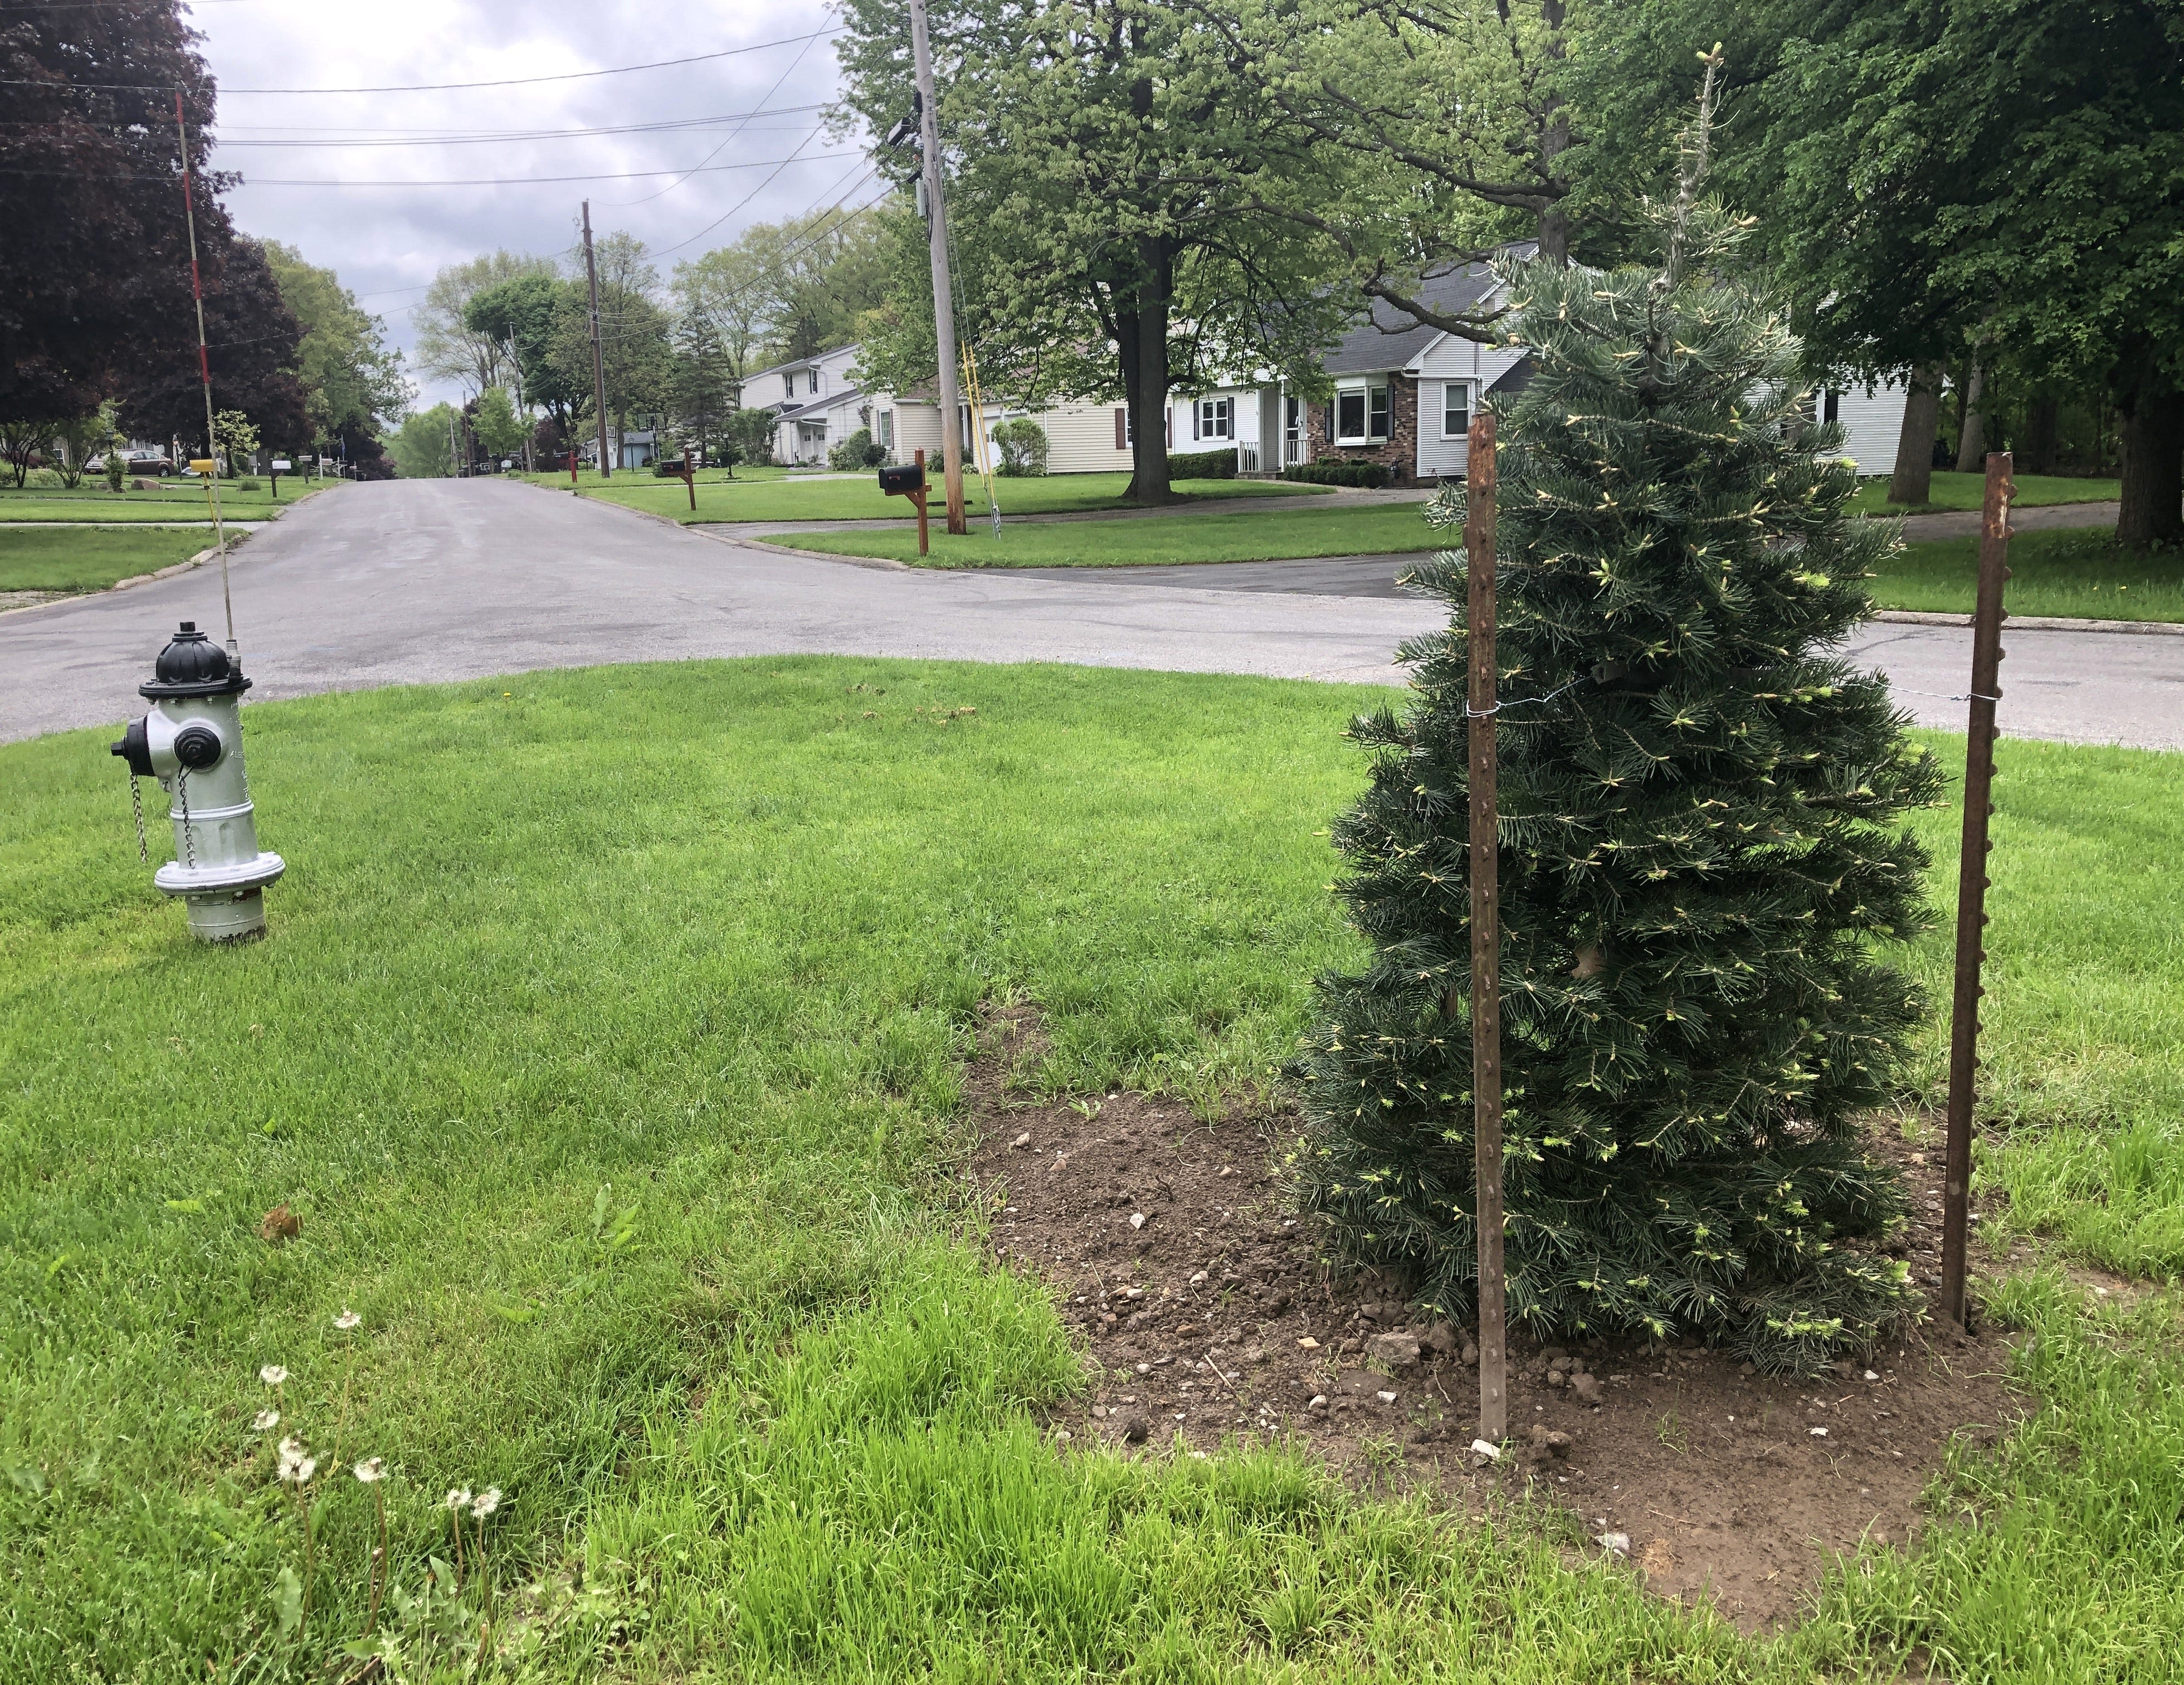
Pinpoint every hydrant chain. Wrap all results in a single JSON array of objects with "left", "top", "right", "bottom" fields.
[{"left": 128, "top": 774, "right": 148, "bottom": 864}]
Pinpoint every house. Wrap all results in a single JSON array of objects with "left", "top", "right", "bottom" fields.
[
  {"left": 743, "top": 345, "right": 868, "bottom": 465},
  {"left": 858, "top": 255, "right": 1911, "bottom": 484}
]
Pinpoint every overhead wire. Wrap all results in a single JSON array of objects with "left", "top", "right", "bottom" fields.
[
  {"left": 0, "top": 25, "right": 844, "bottom": 92},
  {"left": 0, "top": 148, "right": 852, "bottom": 186},
  {"left": 612, "top": 12, "right": 832, "bottom": 207}
]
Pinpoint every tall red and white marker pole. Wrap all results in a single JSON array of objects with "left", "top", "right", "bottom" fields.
[{"left": 174, "top": 90, "right": 235, "bottom": 655}]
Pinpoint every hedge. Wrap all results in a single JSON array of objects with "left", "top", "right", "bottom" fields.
[{"left": 1281, "top": 461, "right": 1393, "bottom": 488}]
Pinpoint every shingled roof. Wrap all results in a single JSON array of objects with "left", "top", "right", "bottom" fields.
[{"left": 1322, "top": 249, "right": 1529, "bottom": 376}]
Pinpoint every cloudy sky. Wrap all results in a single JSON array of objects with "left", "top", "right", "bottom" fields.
[{"left": 188, "top": 0, "right": 874, "bottom": 405}]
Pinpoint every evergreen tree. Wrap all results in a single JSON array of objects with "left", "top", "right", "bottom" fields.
[{"left": 1294, "top": 68, "right": 1942, "bottom": 1375}]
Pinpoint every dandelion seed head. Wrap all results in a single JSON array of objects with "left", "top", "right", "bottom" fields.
[
  {"left": 252, "top": 1409, "right": 280, "bottom": 1432},
  {"left": 471, "top": 1487, "right": 501, "bottom": 1520},
  {"left": 353, "top": 1457, "right": 386, "bottom": 1484},
  {"left": 259, "top": 1365, "right": 289, "bottom": 1386},
  {"left": 445, "top": 1487, "right": 472, "bottom": 1511},
  {"left": 333, "top": 1309, "right": 362, "bottom": 1332}
]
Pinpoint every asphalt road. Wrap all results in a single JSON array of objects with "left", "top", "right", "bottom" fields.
[{"left": 2, "top": 478, "right": 2177, "bottom": 752}]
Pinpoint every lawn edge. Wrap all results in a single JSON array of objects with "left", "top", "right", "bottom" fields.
[{"left": 0, "top": 528, "right": 256, "bottom": 618}]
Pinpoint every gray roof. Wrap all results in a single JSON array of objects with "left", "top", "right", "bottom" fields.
[
  {"left": 744, "top": 342, "right": 860, "bottom": 385},
  {"left": 773, "top": 388, "right": 866, "bottom": 424},
  {"left": 1321, "top": 254, "right": 1521, "bottom": 376}
]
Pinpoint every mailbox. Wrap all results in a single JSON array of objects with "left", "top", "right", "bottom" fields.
[{"left": 878, "top": 462, "right": 926, "bottom": 498}]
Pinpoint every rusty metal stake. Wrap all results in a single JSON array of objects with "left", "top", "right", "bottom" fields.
[
  {"left": 1465, "top": 411, "right": 1507, "bottom": 1442},
  {"left": 1938, "top": 450, "right": 2012, "bottom": 1330}
]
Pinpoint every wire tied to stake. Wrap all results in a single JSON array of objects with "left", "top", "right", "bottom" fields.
[{"left": 1466, "top": 673, "right": 1595, "bottom": 720}]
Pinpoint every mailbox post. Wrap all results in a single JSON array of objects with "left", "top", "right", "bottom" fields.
[{"left": 878, "top": 449, "right": 930, "bottom": 556}]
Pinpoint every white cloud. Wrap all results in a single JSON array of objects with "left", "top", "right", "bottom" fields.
[{"left": 191, "top": 0, "right": 866, "bottom": 405}]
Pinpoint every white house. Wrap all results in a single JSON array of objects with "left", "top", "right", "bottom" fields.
[{"left": 744, "top": 344, "right": 868, "bottom": 465}]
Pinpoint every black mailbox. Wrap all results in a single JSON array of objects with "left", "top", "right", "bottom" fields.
[{"left": 878, "top": 462, "right": 926, "bottom": 496}]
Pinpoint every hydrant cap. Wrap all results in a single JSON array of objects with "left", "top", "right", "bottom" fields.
[{"left": 140, "top": 620, "right": 251, "bottom": 700}]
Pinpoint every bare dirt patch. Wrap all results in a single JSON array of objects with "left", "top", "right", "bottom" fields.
[{"left": 963, "top": 1006, "right": 2025, "bottom": 1631}]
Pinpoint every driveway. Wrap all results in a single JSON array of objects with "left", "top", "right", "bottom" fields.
[{"left": 1, "top": 478, "right": 2176, "bottom": 752}]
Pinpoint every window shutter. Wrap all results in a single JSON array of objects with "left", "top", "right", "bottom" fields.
[{"left": 1115, "top": 408, "right": 1127, "bottom": 450}]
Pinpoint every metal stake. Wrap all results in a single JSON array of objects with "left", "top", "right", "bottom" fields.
[
  {"left": 1464, "top": 411, "right": 1507, "bottom": 1443},
  {"left": 173, "top": 92, "right": 233, "bottom": 655},
  {"left": 1938, "top": 451, "right": 2012, "bottom": 1329}
]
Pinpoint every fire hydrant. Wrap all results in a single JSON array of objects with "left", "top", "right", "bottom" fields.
[{"left": 110, "top": 620, "right": 285, "bottom": 941}]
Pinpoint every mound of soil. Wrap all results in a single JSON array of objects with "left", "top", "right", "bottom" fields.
[{"left": 963, "top": 1006, "right": 2023, "bottom": 1631}]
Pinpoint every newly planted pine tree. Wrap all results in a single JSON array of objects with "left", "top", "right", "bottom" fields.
[{"left": 1294, "top": 73, "right": 1942, "bottom": 1374}]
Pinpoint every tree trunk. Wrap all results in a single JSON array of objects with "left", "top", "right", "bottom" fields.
[
  {"left": 1888, "top": 365, "right": 1943, "bottom": 507},
  {"left": 2023, "top": 396, "right": 2059, "bottom": 476},
  {"left": 2116, "top": 383, "right": 2184, "bottom": 550},
  {"left": 1127, "top": 243, "right": 1174, "bottom": 506},
  {"left": 1952, "top": 359, "right": 1988, "bottom": 473}
]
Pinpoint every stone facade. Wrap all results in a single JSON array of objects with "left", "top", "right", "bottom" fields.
[{"left": 1306, "top": 374, "right": 1422, "bottom": 483}]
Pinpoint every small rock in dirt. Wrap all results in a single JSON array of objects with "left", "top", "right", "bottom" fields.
[
  {"left": 1218, "top": 1166, "right": 1235, "bottom": 1178},
  {"left": 1809, "top": 1426, "right": 1829, "bottom": 1437},
  {"left": 1338, "top": 1337, "right": 1362, "bottom": 1355},
  {"left": 1739, "top": 1362, "right": 1757, "bottom": 1376},
  {"left": 1461, "top": 1342, "right": 1479, "bottom": 1367},
  {"left": 1129, "top": 1212, "right": 1148, "bottom": 1229},
  {"left": 1543, "top": 1346, "right": 1568, "bottom": 1362},
  {"left": 1120, "top": 1414, "right": 1150, "bottom": 1443},
  {"left": 1188, "top": 1270, "right": 1208, "bottom": 1285},
  {"left": 1527, "top": 1426, "right": 1573, "bottom": 1458},
  {"left": 1366, "top": 1331, "right": 1422, "bottom": 1369},
  {"left": 1571, "top": 1374, "right": 1603, "bottom": 1405},
  {"left": 1010, "top": 1132, "right": 1032, "bottom": 1150},
  {"left": 1469, "top": 1438, "right": 1502, "bottom": 1463},
  {"left": 1298, "top": 1336, "right": 1321, "bottom": 1350},
  {"left": 1307, "top": 1394, "right": 1330, "bottom": 1415},
  {"left": 1245, "top": 1346, "right": 1266, "bottom": 1363},
  {"left": 1863, "top": 1369, "right": 1880, "bottom": 1382},
  {"left": 1376, "top": 1390, "right": 1398, "bottom": 1405},
  {"left": 1422, "top": 1322, "right": 1459, "bottom": 1356},
  {"left": 1598, "top": 1532, "right": 1631, "bottom": 1556}
]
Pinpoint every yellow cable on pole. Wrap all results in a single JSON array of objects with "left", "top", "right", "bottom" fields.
[{"left": 961, "top": 341, "right": 1001, "bottom": 537}]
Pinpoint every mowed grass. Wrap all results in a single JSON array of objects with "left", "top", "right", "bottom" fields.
[
  {"left": 0, "top": 479, "right": 333, "bottom": 523},
  {"left": 520, "top": 466, "right": 1328, "bottom": 524},
  {"left": 1874, "top": 527, "right": 2184, "bottom": 621},
  {"left": 0, "top": 524, "right": 226, "bottom": 592},
  {"left": 2, "top": 660, "right": 2181, "bottom": 1680},
  {"left": 791, "top": 498, "right": 1435, "bottom": 567},
  {"left": 1850, "top": 470, "right": 2119, "bottom": 516}
]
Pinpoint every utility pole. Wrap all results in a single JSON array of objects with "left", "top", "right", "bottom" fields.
[
  {"left": 582, "top": 200, "right": 613, "bottom": 479},
  {"left": 909, "top": 0, "right": 967, "bottom": 535}
]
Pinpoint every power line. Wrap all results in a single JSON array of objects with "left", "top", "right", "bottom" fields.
[
  {"left": 613, "top": 23, "right": 828, "bottom": 208},
  {"left": 0, "top": 148, "right": 854, "bottom": 187},
  {"left": 0, "top": 26, "right": 842, "bottom": 93}
]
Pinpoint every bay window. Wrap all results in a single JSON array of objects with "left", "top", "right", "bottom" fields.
[{"left": 1335, "top": 380, "right": 1390, "bottom": 445}]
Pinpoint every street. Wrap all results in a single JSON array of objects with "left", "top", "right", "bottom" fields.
[{"left": 2, "top": 477, "right": 2177, "bottom": 751}]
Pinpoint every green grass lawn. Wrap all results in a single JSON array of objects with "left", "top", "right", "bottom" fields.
[
  {"left": 0, "top": 478, "right": 335, "bottom": 523},
  {"left": 521, "top": 467, "right": 1329, "bottom": 524},
  {"left": 1850, "top": 470, "right": 2119, "bottom": 516},
  {"left": 791, "top": 499, "right": 1434, "bottom": 567},
  {"left": 3, "top": 661, "right": 2181, "bottom": 1680},
  {"left": 1874, "top": 527, "right": 2182, "bottom": 621},
  {"left": 0, "top": 524, "right": 225, "bottom": 592}
]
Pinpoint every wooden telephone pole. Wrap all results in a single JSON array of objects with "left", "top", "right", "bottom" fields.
[
  {"left": 1938, "top": 452, "right": 2013, "bottom": 1328},
  {"left": 581, "top": 201, "right": 612, "bottom": 479},
  {"left": 909, "top": 0, "right": 968, "bottom": 535},
  {"left": 1465, "top": 412, "right": 1507, "bottom": 1444}
]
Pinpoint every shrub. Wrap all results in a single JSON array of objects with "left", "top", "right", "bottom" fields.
[
  {"left": 1167, "top": 446, "right": 1236, "bottom": 480},
  {"left": 1293, "top": 114, "right": 1935, "bottom": 1375},
  {"left": 239, "top": 478, "right": 261, "bottom": 491},
  {"left": 828, "top": 428, "right": 887, "bottom": 471},
  {"left": 1281, "top": 461, "right": 1391, "bottom": 489},
  {"left": 992, "top": 417, "right": 1050, "bottom": 476}
]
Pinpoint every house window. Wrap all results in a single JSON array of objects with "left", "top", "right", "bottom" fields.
[
  {"left": 877, "top": 410, "right": 894, "bottom": 449},
  {"left": 1824, "top": 389, "right": 1841, "bottom": 424},
  {"left": 1335, "top": 381, "right": 1390, "bottom": 445},
  {"left": 1442, "top": 382, "right": 1471, "bottom": 439},
  {"left": 1194, "top": 397, "right": 1232, "bottom": 440}
]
